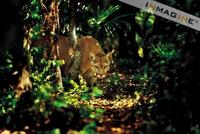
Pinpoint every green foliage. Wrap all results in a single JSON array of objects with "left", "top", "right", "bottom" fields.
[
  {"left": 132, "top": 68, "right": 154, "bottom": 95},
  {"left": 135, "top": 32, "right": 143, "bottom": 46},
  {"left": 75, "top": 1, "right": 135, "bottom": 50},
  {"left": 26, "top": 48, "right": 63, "bottom": 122},
  {"left": 30, "top": 44, "right": 104, "bottom": 129},
  {"left": 5, "top": 45, "right": 104, "bottom": 131},
  {"left": 0, "top": 52, "right": 14, "bottom": 75},
  {"left": 0, "top": 89, "right": 17, "bottom": 116},
  {"left": 91, "top": 87, "right": 103, "bottom": 97},
  {"left": 152, "top": 42, "right": 178, "bottom": 59},
  {"left": 191, "top": 127, "right": 200, "bottom": 134},
  {"left": 146, "top": 41, "right": 181, "bottom": 84},
  {"left": 30, "top": 0, "right": 42, "bottom": 20},
  {"left": 133, "top": 14, "right": 180, "bottom": 91},
  {"left": 83, "top": 3, "right": 122, "bottom": 40},
  {"left": 30, "top": 47, "right": 63, "bottom": 92},
  {"left": 0, "top": 53, "right": 20, "bottom": 119},
  {"left": 62, "top": 76, "right": 89, "bottom": 107},
  {"left": 29, "top": 24, "right": 43, "bottom": 40},
  {"left": 62, "top": 76, "right": 103, "bottom": 106},
  {"left": 80, "top": 106, "right": 104, "bottom": 119},
  {"left": 20, "top": 0, "right": 43, "bottom": 40},
  {"left": 134, "top": 10, "right": 155, "bottom": 59},
  {"left": 107, "top": 72, "right": 122, "bottom": 86},
  {"left": 129, "top": 1, "right": 200, "bottom": 132},
  {"left": 88, "top": 5, "right": 120, "bottom": 28},
  {"left": 135, "top": 10, "right": 155, "bottom": 33},
  {"left": 80, "top": 122, "right": 96, "bottom": 134},
  {"left": 50, "top": 128, "right": 61, "bottom": 134}
]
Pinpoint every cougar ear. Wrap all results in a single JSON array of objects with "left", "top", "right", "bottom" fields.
[
  {"left": 89, "top": 52, "right": 95, "bottom": 61},
  {"left": 106, "top": 49, "right": 115, "bottom": 63}
]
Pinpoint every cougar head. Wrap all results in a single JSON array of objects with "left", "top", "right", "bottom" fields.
[{"left": 89, "top": 50, "right": 114, "bottom": 79}]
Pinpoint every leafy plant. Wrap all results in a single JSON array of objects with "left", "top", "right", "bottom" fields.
[
  {"left": 80, "top": 121, "right": 96, "bottom": 134},
  {"left": 152, "top": 42, "right": 178, "bottom": 59},
  {"left": 0, "top": 52, "right": 16, "bottom": 77},
  {"left": 79, "top": 3, "right": 121, "bottom": 40},
  {"left": 107, "top": 72, "right": 122, "bottom": 86},
  {"left": 62, "top": 76, "right": 89, "bottom": 107},
  {"left": 0, "top": 89, "right": 17, "bottom": 116},
  {"left": 135, "top": 10, "right": 155, "bottom": 35}
]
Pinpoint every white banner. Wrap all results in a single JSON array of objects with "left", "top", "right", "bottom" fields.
[{"left": 118, "top": 0, "right": 200, "bottom": 31}]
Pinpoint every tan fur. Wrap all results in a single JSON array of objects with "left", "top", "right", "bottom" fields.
[{"left": 32, "top": 35, "right": 114, "bottom": 85}]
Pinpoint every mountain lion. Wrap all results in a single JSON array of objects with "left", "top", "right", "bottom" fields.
[
  {"left": 32, "top": 35, "right": 114, "bottom": 86},
  {"left": 58, "top": 36, "right": 114, "bottom": 86}
]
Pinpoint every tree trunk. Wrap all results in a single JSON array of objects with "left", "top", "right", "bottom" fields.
[
  {"left": 68, "top": 0, "right": 81, "bottom": 79},
  {"left": 69, "top": 0, "right": 77, "bottom": 47},
  {"left": 45, "top": 0, "right": 63, "bottom": 90}
]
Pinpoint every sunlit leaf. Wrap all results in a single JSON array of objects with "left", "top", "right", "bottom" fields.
[
  {"left": 91, "top": 87, "right": 103, "bottom": 97},
  {"left": 7, "top": 64, "right": 13, "bottom": 69},
  {"left": 88, "top": 5, "right": 120, "bottom": 28},
  {"left": 81, "top": 93, "right": 90, "bottom": 101},
  {"left": 31, "top": 12, "right": 41, "bottom": 20},
  {"left": 135, "top": 16, "right": 143, "bottom": 26},
  {"left": 138, "top": 47, "right": 144, "bottom": 58},
  {"left": 146, "top": 15, "right": 155, "bottom": 29},
  {"left": 148, "top": 15, "right": 155, "bottom": 25},
  {"left": 89, "top": 113, "right": 96, "bottom": 119},
  {"left": 50, "top": 129, "right": 61, "bottom": 134},
  {"left": 88, "top": 18, "right": 97, "bottom": 27},
  {"left": 2, "top": 107, "right": 6, "bottom": 114},
  {"left": 96, "top": 108, "right": 105, "bottom": 114},
  {"left": 149, "top": 98, "right": 156, "bottom": 104},
  {"left": 135, "top": 32, "right": 143, "bottom": 45},
  {"left": 31, "top": 0, "right": 37, "bottom": 5},
  {"left": 53, "top": 100, "right": 67, "bottom": 108},
  {"left": 80, "top": 122, "right": 96, "bottom": 134}
]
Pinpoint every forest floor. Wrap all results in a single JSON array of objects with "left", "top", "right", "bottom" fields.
[
  {"left": 86, "top": 96, "right": 138, "bottom": 134},
  {"left": 0, "top": 70, "right": 156, "bottom": 134},
  {"left": 73, "top": 70, "right": 156, "bottom": 134}
]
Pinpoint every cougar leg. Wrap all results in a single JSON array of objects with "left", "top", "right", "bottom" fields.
[{"left": 82, "top": 69, "right": 95, "bottom": 88}]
